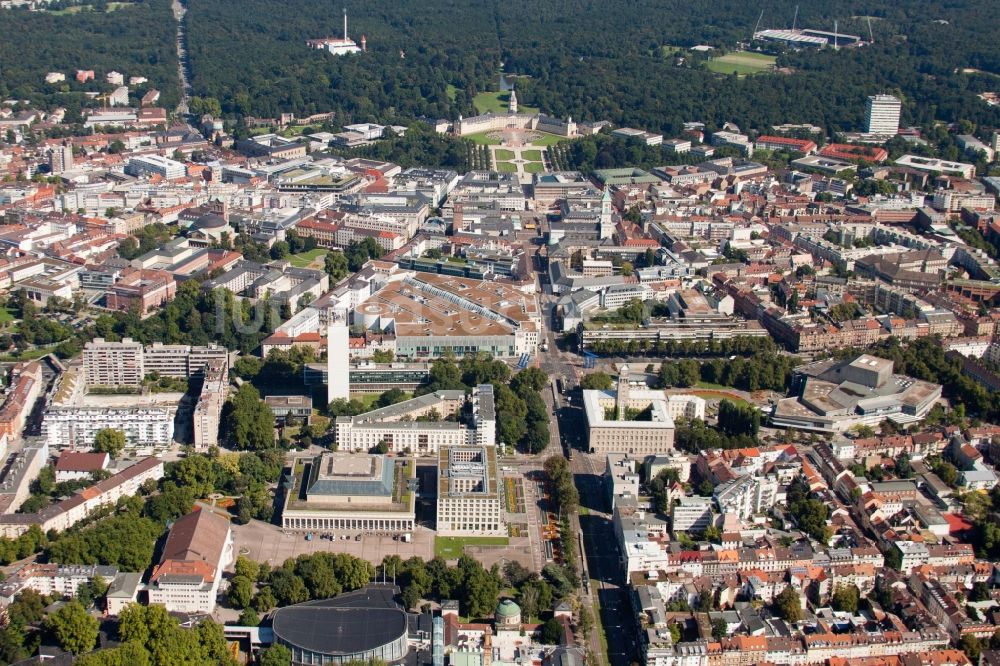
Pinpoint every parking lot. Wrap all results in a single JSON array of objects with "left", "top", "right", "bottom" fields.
[{"left": 232, "top": 519, "right": 434, "bottom": 568}]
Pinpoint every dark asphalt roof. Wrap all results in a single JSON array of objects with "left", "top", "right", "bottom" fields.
[{"left": 271, "top": 586, "right": 407, "bottom": 655}]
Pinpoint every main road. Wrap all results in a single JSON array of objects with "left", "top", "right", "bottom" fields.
[{"left": 533, "top": 256, "right": 637, "bottom": 666}]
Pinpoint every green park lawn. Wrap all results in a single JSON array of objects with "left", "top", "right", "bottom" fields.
[
  {"left": 494, "top": 149, "right": 516, "bottom": 160},
  {"left": 0, "top": 308, "right": 15, "bottom": 324},
  {"left": 465, "top": 132, "right": 503, "bottom": 146},
  {"left": 288, "top": 248, "right": 328, "bottom": 268},
  {"left": 528, "top": 133, "right": 568, "bottom": 147},
  {"left": 523, "top": 162, "right": 546, "bottom": 174},
  {"left": 496, "top": 161, "right": 518, "bottom": 173},
  {"left": 473, "top": 91, "right": 539, "bottom": 115},
  {"left": 435, "top": 536, "right": 510, "bottom": 559},
  {"left": 521, "top": 149, "right": 543, "bottom": 161},
  {"left": 706, "top": 51, "right": 777, "bottom": 76}
]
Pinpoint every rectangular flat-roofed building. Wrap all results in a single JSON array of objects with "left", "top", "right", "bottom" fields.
[
  {"left": 436, "top": 445, "right": 503, "bottom": 536},
  {"left": 281, "top": 452, "right": 416, "bottom": 533}
]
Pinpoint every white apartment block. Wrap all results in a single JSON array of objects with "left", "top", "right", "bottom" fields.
[
  {"left": 335, "top": 387, "right": 495, "bottom": 455},
  {"left": 436, "top": 445, "right": 504, "bottom": 536},
  {"left": 670, "top": 496, "right": 714, "bottom": 533},
  {"left": 0, "top": 564, "right": 119, "bottom": 607},
  {"left": 343, "top": 212, "right": 416, "bottom": 239},
  {"left": 83, "top": 338, "right": 228, "bottom": 387},
  {"left": 125, "top": 154, "right": 186, "bottom": 180},
  {"left": 712, "top": 474, "right": 779, "bottom": 520},
  {"left": 865, "top": 95, "right": 901, "bottom": 135},
  {"left": 82, "top": 338, "right": 144, "bottom": 387},
  {"left": 193, "top": 360, "right": 228, "bottom": 451},
  {"left": 43, "top": 406, "right": 175, "bottom": 450}
]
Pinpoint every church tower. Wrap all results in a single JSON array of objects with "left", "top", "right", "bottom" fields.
[
  {"left": 508, "top": 87, "right": 518, "bottom": 114},
  {"left": 599, "top": 187, "right": 614, "bottom": 239}
]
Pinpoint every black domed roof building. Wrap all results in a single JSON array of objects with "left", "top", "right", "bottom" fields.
[
  {"left": 271, "top": 585, "right": 410, "bottom": 666},
  {"left": 188, "top": 212, "right": 233, "bottom": 244}
]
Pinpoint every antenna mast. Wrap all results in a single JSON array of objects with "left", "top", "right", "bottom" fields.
[
  {"left": 752, "top": 9, "right": 764, "bottom": 42},
  {"left": 792, "top": 5, "right": 798, "bottom": 31},
  {"left": 833, "top": 20, "right": 838, "bottom": 50},
  {"left": 867, "top": 16, "right": 874, "bottom": 43},
  {"left": 343, "top": 7, "right": 348, "bottom": 41}
]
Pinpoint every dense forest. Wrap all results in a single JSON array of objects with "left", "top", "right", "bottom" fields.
[
  {"left": 0, "top": 0, "right": 180, "bottom": 112},
  {"left": 182, "top": 0, "right": 1000, "bottom": 134},
  {"left": 4, "top": 0, "right": 999, "bottom": 143}
]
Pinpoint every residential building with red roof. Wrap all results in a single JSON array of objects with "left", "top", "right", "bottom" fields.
[{"left": 147, "top": 508, "right": 233, "bottom": 614}]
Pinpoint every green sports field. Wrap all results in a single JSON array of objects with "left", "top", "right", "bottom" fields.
[
  {"left": 706, "top": 51, "right": 776, "bottom": 75},
  {"left": 435, "top": 536, "right": 510, "bottom": 559}
]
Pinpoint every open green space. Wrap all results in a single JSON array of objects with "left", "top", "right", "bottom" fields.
[
  {"left": 705, "top": 51, "right": 776, "bottom": 76},
  {"left": 523, "top": 162, "right": 546, "bottom": 174},
  {"left": 496, "top": 161, "right": 518, "bottom": 173},
  {"left": 0, "top": 308, "right": 16, "bottom": 324},
  {"left": 279, "top": 124, "right": 320, "bottom": 138},
  {"left": 690, "top": 387, "right": 750, "bottom": 407},
  {"left": 288, "top": 248, "right": 328, "bottom": 268},
  {"left": 494, "top": 149, "right": 516, "bottom": 160},
  {"left": 435, "top": 536, "right": 510, "bottom": 559},
  {"left": 695, "top": 381, "right": 733, "bottom": 391},
  {"left": 446, "top": 84, "right": 459, "bottom": 101},
  {"left": 473, "top": 91, "right": 538, "bottom": 115},
  {"left": 529, "top": 133, "right": 568, "bottom": 147},
  {"left": 350, "top": 391, "right": 413, "bottom": 411},
  {"left": 465, "top": 132, "right": 504, "bottom": 146},
  {"left": 521, "top": 149, "right": 543, "bottom": 161},
  {"left": 50, "top": 1, "right": 134, "bottom": 13},
  {"left": 0, "top": 345, "right": 58, "bottom": 363}
]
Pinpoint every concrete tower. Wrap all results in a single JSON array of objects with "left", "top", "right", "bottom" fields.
[
  {"left": 361, "top": 34, "right": 367, "bottom": 52},
  {"left": 327, "top": 307, "right": 350, "bottom": 403},
  {"left": 343, "top": 7, "right": 348, "bottom": 41},
  {"left": 616, "top": 364, "right": 630, "bottom": 421}
]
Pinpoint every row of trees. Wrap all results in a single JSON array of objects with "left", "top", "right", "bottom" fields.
[
  {"left": 785, "top": 477, "right": 831, "bottom": 544},
  {"left": 414, "top": 356, "right": 551, "bottom": 454},
  {"left": 75, "top": 604, "right": 236, "bottom": 665},
  {"left": 226, "top": 552, "right": 374, "bottom": 625},
  {"left": 586, "top": 335, "right": 778, "bottom": 360},
  {"left": 659, "top": 353, "right": 799, "bottom": 393},
  {"left": 543, "top": 456, "right": 581, "bottom": 582}
]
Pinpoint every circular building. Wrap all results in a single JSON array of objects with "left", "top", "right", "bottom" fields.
[
  {"left": 271, "top": 587, "right": 409, "bottom": 665},
  {"left": 495, "top": 599, "right": 522, "bottom": 627}
]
